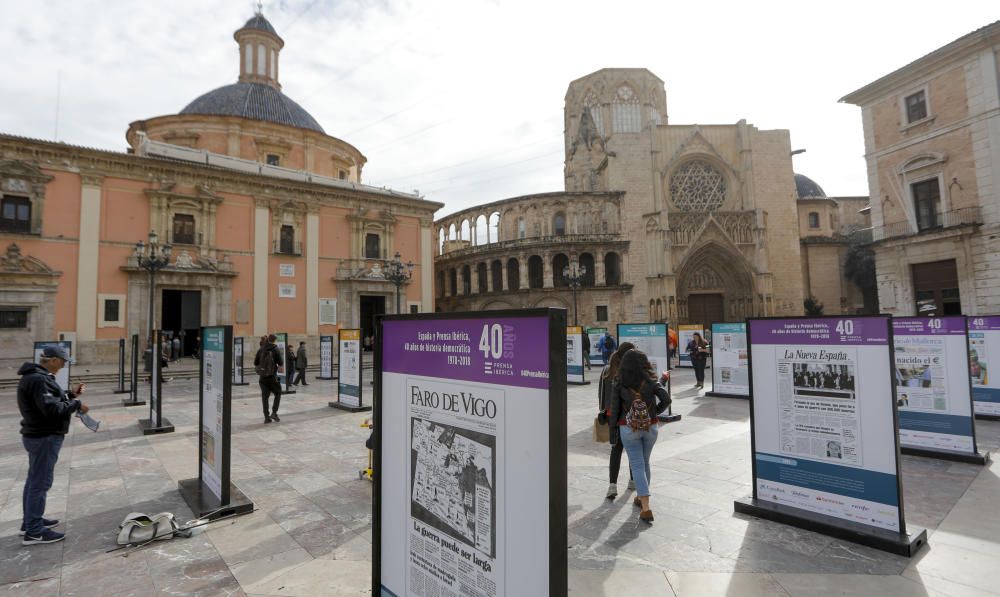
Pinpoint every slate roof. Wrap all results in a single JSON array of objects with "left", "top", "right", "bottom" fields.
[
  {"left": 180, "top": 82, "right": 325, "bottom": 133},
  {"left": 794, "top": 173, "right": 826, "bottom": 199},
  {"left": 239, "top": 14, "right": 280, "bottom": 38}
]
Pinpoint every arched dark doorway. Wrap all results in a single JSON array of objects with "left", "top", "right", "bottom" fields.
[
  {"left": 579, "top": 253, "right": 595, "bottom": 286},
  {"left": 604, "top": 252, "right": 621, "bottom": 285},
  {"left": 491, "top": 260, "right": 503, "bottom": 292},
  {"left": 676, "top": 241, "right": 756, "bottom": 326},
  {"left": 552, "top": 254, "right": 569, "bottom": 287},
  {"left": 461, "top": 264, "right": 471, "bottom": 295},
  {"left": 507, "top": 258, "right": 520, "bottom": 291},
  {"left": 528, "top": 255, "right": 544, "bottom": 289},
  {"left": 477, "top": 262, "right": 487, "bottom": 293}
]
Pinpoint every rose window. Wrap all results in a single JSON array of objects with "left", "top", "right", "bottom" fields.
[{"left": 669, "top": 160, "right": 727, "bottom": 211}]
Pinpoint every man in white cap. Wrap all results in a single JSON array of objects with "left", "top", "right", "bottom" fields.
[{"left": 17, "top": 345, "right": 89, "bottom": 545}]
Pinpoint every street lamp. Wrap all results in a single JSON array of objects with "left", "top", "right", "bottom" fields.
[
  {"left": 562, "top": 262, "right": 587, "bottom": 327},
  {"left": 384, "top": 251, "right": 414, "bottom": 314},
  {"left": 134, "top": 230, "right": 172, "bottom": 344}
]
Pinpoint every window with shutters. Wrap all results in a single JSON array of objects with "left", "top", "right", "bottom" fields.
[
  {"left": 0, "top": 196, "right": 30, "bottom": 233},
  {"left": 172, "top": 213, "right": 196, "bottom": 244},
  {"left": 365, "top": 233, "right": 381, "bottom": 259}
]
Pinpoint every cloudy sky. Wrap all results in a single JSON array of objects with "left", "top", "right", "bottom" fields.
[{"left": 2, "top": 1, "right": 997, "bottom": 217}]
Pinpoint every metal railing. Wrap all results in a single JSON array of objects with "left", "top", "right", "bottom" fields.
[
  {"left": 871, "top": 206, "right": 981, "bottom": 242},
  {"left": 273, "top": 240, "right": 303, "bottom": 255}
]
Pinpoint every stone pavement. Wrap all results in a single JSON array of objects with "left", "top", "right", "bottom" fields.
[{"left": 0, "top": 366, "right": 998, "bottom": 596}]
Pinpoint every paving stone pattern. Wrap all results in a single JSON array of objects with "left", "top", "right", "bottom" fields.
[{"left": 0, "top": 367, "right": 998, "bottom": 596}]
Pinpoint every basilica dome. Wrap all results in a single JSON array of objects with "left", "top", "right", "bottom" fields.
[
  {"left": 794, "top": 173, "right": 826, "bottom": 199},
  {"left": 180, "top": 82, "right": 325, "bottom": 134}
]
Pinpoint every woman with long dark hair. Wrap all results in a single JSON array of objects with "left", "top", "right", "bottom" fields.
[
  {"left": 598, "top": 342, "right": 635, "bottom": 499},
  {"left": 687, "top": 332, "right": 709, "bottom": 389},
  {"left": 610, "top": 349, "right": 670, "bottom": 522}
]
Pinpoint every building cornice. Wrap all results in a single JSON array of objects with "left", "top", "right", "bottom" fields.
[
  {"left": 840, "top": 21, "right": 1000, "bottom": 106},
  {"left": 434, "top": 191, "right": 624, "bottom": 227},
  {"left": 0, "top": 133, "right": 442, "bottom": 219}
]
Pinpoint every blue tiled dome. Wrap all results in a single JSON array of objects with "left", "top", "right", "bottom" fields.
[
  {"left": 794, "top": 173, "right": 826, "bottom": 199},
  {"left": 180, "top": 82, "right": 325, "bottom": 133}
]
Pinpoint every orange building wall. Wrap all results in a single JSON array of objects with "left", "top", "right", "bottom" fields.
[{"left": 216, "top": 196, "right": 255, "bottom": 251}]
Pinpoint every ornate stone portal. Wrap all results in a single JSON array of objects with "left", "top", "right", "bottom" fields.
[{"left": 0, "top": 243, "right": 61, "bottom": 363}]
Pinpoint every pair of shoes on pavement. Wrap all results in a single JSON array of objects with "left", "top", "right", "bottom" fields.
[
  {"left": 21, "top": 519, "right": 62, "bottom": 545},
  {"left": 606, "top": 479, "right": 637, "bottom": 499}
]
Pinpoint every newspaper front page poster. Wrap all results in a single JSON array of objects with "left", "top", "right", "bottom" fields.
[
  {"left": 200, "top": 327, "right": 226, "bottom": 499},
  {"left": 380, "top": 316, "right": 553, "bottom": 596},
  {"left": 969, "top": 316, "right": 1000, "bottom": 416},
  {"left": 711, "top": 323, "right": 749, "bottom": 397},
  {"left": 338, "top": 329, "right": 361, "bottom": 407},
  {"left": 586, "top": 327, "right": 606, "bottom": 366},
  {"left": 893, "top": 317, "right": 976, "bottom": 454},
  {"left": 618, "top": 324, "right": 669, "bottom": 377},
  {"left": 566, "top": 326, "right": 585, "bottom": 384},
  {"left": 748, "top": 317, "right": 903, "bottom": 532}
]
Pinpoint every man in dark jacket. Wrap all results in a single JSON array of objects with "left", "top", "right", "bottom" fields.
[
  {"left": 17, "top": 345, "right": 88, "bottom": 545},
  {"left": 254, "top": 335, "right": 284, "bottom": 423},
  {"left": 582, "top": 332, "right": 592, "bottom": 371},
  {"left": 293, "top": 341, "right": 309, "bottom": 386}
]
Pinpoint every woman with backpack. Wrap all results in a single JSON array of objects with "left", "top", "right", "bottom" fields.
[
  {"left": 598, "top": 342, "right": 635, "bottom": 500},
  {"left": 610, "top": 349, "right": 671, "bottom": 523}
]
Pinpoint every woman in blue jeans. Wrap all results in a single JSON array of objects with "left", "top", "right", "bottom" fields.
[{"left": 609, "top": 349, "right": 671, "bottom": 522}]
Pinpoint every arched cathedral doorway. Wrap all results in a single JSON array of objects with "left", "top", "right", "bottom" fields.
[{"left": 675, "top": 242, "right": 756, "bottom": 327}]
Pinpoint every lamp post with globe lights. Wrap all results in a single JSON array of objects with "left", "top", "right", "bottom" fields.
[
  {"left": 134, "top": 230, "right": 172, "bottom": 345},
  {"left": 562, "top": 262, "right": 587, "bottom": 327},
  {"left": 384, "top": 251, "right": 414, "bottom": 314}
]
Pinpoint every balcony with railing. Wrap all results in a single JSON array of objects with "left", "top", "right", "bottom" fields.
[
  {"left": 273, "top": 240, "right": 303, "bottom": 255},
  {"left": 439, "top": 233, "right": 626, "bottom": 260},
  {"left": 871, "top": 206, "right": 982, "bottom": 242}
]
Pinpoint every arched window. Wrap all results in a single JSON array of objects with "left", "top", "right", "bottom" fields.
[
  {"left": 449, "top": 223, "right": 457, "bottom": 241},
  {"left": 364, "top": 233, "right": 381, "bottom": 259},
  {"left": 461, "top": 220, "right": 471, "bottom": 242},
  {"left": 584, "top": 90, "right": 604, "bottom": 136},
  {"left": 670, "top": 160, "right": 727, "bottom": 212},
  {"left": 553, "top": 213, "right": 566, "bottom": 236},
  {"left": 507, "top": 258, "right": 520, "bottom": 291},
  {"left": 491, "top": 260, "right": 503, "bottom": 292},
  {"left": 553, "top": 254, "right": 569, "bottom": 287},
  {"left": 488, "top": 212, "right": 500, "bottom": 243},
  {"left": 257, "top": 44, "right": 266, "bottom": 76},
  {"left": 475, "top": 215, "right": 488, "bottom": 245},
  {"left": 462, "top": 265, "right": 471, "bottom": 295},
  {"left": 477, "top": 262, "right": 487, "bottom": 293},
  {"left": 579, "top": 253, "right": 595, "bottom": 286},
  {"left": 655, "top": 299, "right": 663, "bottom": 321},
  {"left": 518, "top": 218, "right": 526, "bottom": 239},
  {"left": 650, "top": 300, "right": 656, "bottom": 320},
  {"left": 528, "top": 256, "right": 544, "bottom": 289},
  {"left": 449, "top": 268, "right": 457, "bottom": 296},
  {"left": 808, "top": 212, "right": 820, "bottom": 229},
  {"left": 612, "top": 85, "right": 641, "bottom": 133},
  {"left": 605, "top": 252, "right": 621, "bottom": 286},
  {"left": 439, "top": 227, "right": 445, "bottom": 255},
  {"left": 436, "top": 271, "right": 445, "bottom": 299}
]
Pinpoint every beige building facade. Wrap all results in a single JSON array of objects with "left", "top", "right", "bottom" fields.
[
  {"left": 435, "top": 68, "right": 874, "bottom": 328},
  {"left": 841, "top": 21, "right": 1000, "bottom": 316}
]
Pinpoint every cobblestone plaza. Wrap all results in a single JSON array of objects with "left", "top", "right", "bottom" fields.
[{"left": 1, "top": 366, "right": 998, "bottom": 596}]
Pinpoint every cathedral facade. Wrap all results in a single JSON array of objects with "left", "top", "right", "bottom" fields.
[{"left": 436, "top": 68, "right": 822, "bottom": 326}]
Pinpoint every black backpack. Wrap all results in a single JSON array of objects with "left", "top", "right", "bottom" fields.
[{"left": 255, "top": 346, "right": 277, "bottom": 377}]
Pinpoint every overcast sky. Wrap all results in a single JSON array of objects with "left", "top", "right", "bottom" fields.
[{"left": 2, "top": 1, "right": 997, "bottom": 218}]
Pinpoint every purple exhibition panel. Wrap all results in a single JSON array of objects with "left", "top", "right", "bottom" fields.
[
  {"left": 893, "top": 316, "right": 968, "bottom": 336},
  {"left": 381, "top": 316, "right": 551, "bottom": 390},
  {"left": 749, "top": 317, "right": 890, "bottom": 346},
  {"left": 969, "top": 316, "right": 1000, "bottom": 331}
]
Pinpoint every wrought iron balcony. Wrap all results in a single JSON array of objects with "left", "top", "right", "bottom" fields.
[
  {"left": 871, "top": 206, "right": 981, "bottom": 242},
  {"left": 273, "top": 240, "right": 302, "bottom": 255}
]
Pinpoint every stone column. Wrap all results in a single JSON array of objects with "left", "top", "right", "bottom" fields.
[
  {"left": 253, "top": 199, "right": 270, "bottom": 336},
  {"left": 519, "top": 255, "right": 529, "bottom": 290},
  {"left": 595, "top": 253, "right": 606, "bottom": 287},
  {"left": 470, "top": 264, "right": 480, "bottom": 295},
  {"left": 500, "top": 261, "right": 509, "bottom": 291},
  {"left": 486, "top": 265, "right": 494, "bottom": 293},
  {"left": 306, "top": 209, "right": 320, "bottom": 335},
  {"left": 420, "top": 218, "right": 433, "bottom": 311},
  {"left": 75, "top": 174, "right": 103, "bottom": 344},
  {"left": 543, "top": 252, "right": 554, "bottom": 289}
]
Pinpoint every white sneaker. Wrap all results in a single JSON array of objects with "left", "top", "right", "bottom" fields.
[
  {"left": 627, "top": 480, "right": 636, "bottom": 491},
  {"left": 605, "top": 484, "right": 618, "bottom": 500}
]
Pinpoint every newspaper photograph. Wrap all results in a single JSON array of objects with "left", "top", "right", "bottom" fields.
[
  {"left": 894, "top": 335, "right": 948, "bottom": 412},
  {"left": 406, "top": 378, "right": 503, "bottom": 597},
  {"left": 969, "top": 334, "right": 989, "bottom": 387},
  {"left": 778, "top": 347, "right": 861, "bottom": 466}
]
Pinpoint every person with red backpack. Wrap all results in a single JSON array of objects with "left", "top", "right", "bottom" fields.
[{"left": 609, "top": 349, "right": 671, "bottom": 523}]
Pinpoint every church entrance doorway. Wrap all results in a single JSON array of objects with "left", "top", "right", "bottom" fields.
[
  {"left": 161, "top": 289, "right": 201, "bottom": 357},
  {"left": 687, "top": 293, "right": 724, "bottom": 329},
  {"left": 360, "top": 295, "right": 385, "bottom": 347}
]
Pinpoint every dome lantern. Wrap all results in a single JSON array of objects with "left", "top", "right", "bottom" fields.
[{"left": 234, "top": 5, "right": 284, "bottom": 90}]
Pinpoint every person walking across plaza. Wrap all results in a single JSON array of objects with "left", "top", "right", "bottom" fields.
[
  {"left": 171, "top": 334, "right": 180, "bottom": 361},
  {"left": 687, "top": 332, "right": 709, "bottom": 389},
  {"left": 610, "top": 349, "right": 670, "bottom": 523},
  {"left": 599, "top": 342, "right": 635, "bottom": 499},
  {"left": 254, "top": 334, "right": 284, "bottom": 423},
  {"left": 598, "top": 331, "right": 617, "bottom": 364},
  {"left": 17, "top": 345, "right": 89, "bottom": 545},
  {"left": 293, "top": 341, "right": 309, "bottom": 386},
  {"left": 582, "top": 331, "right": 592, "bottom": 371}
]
